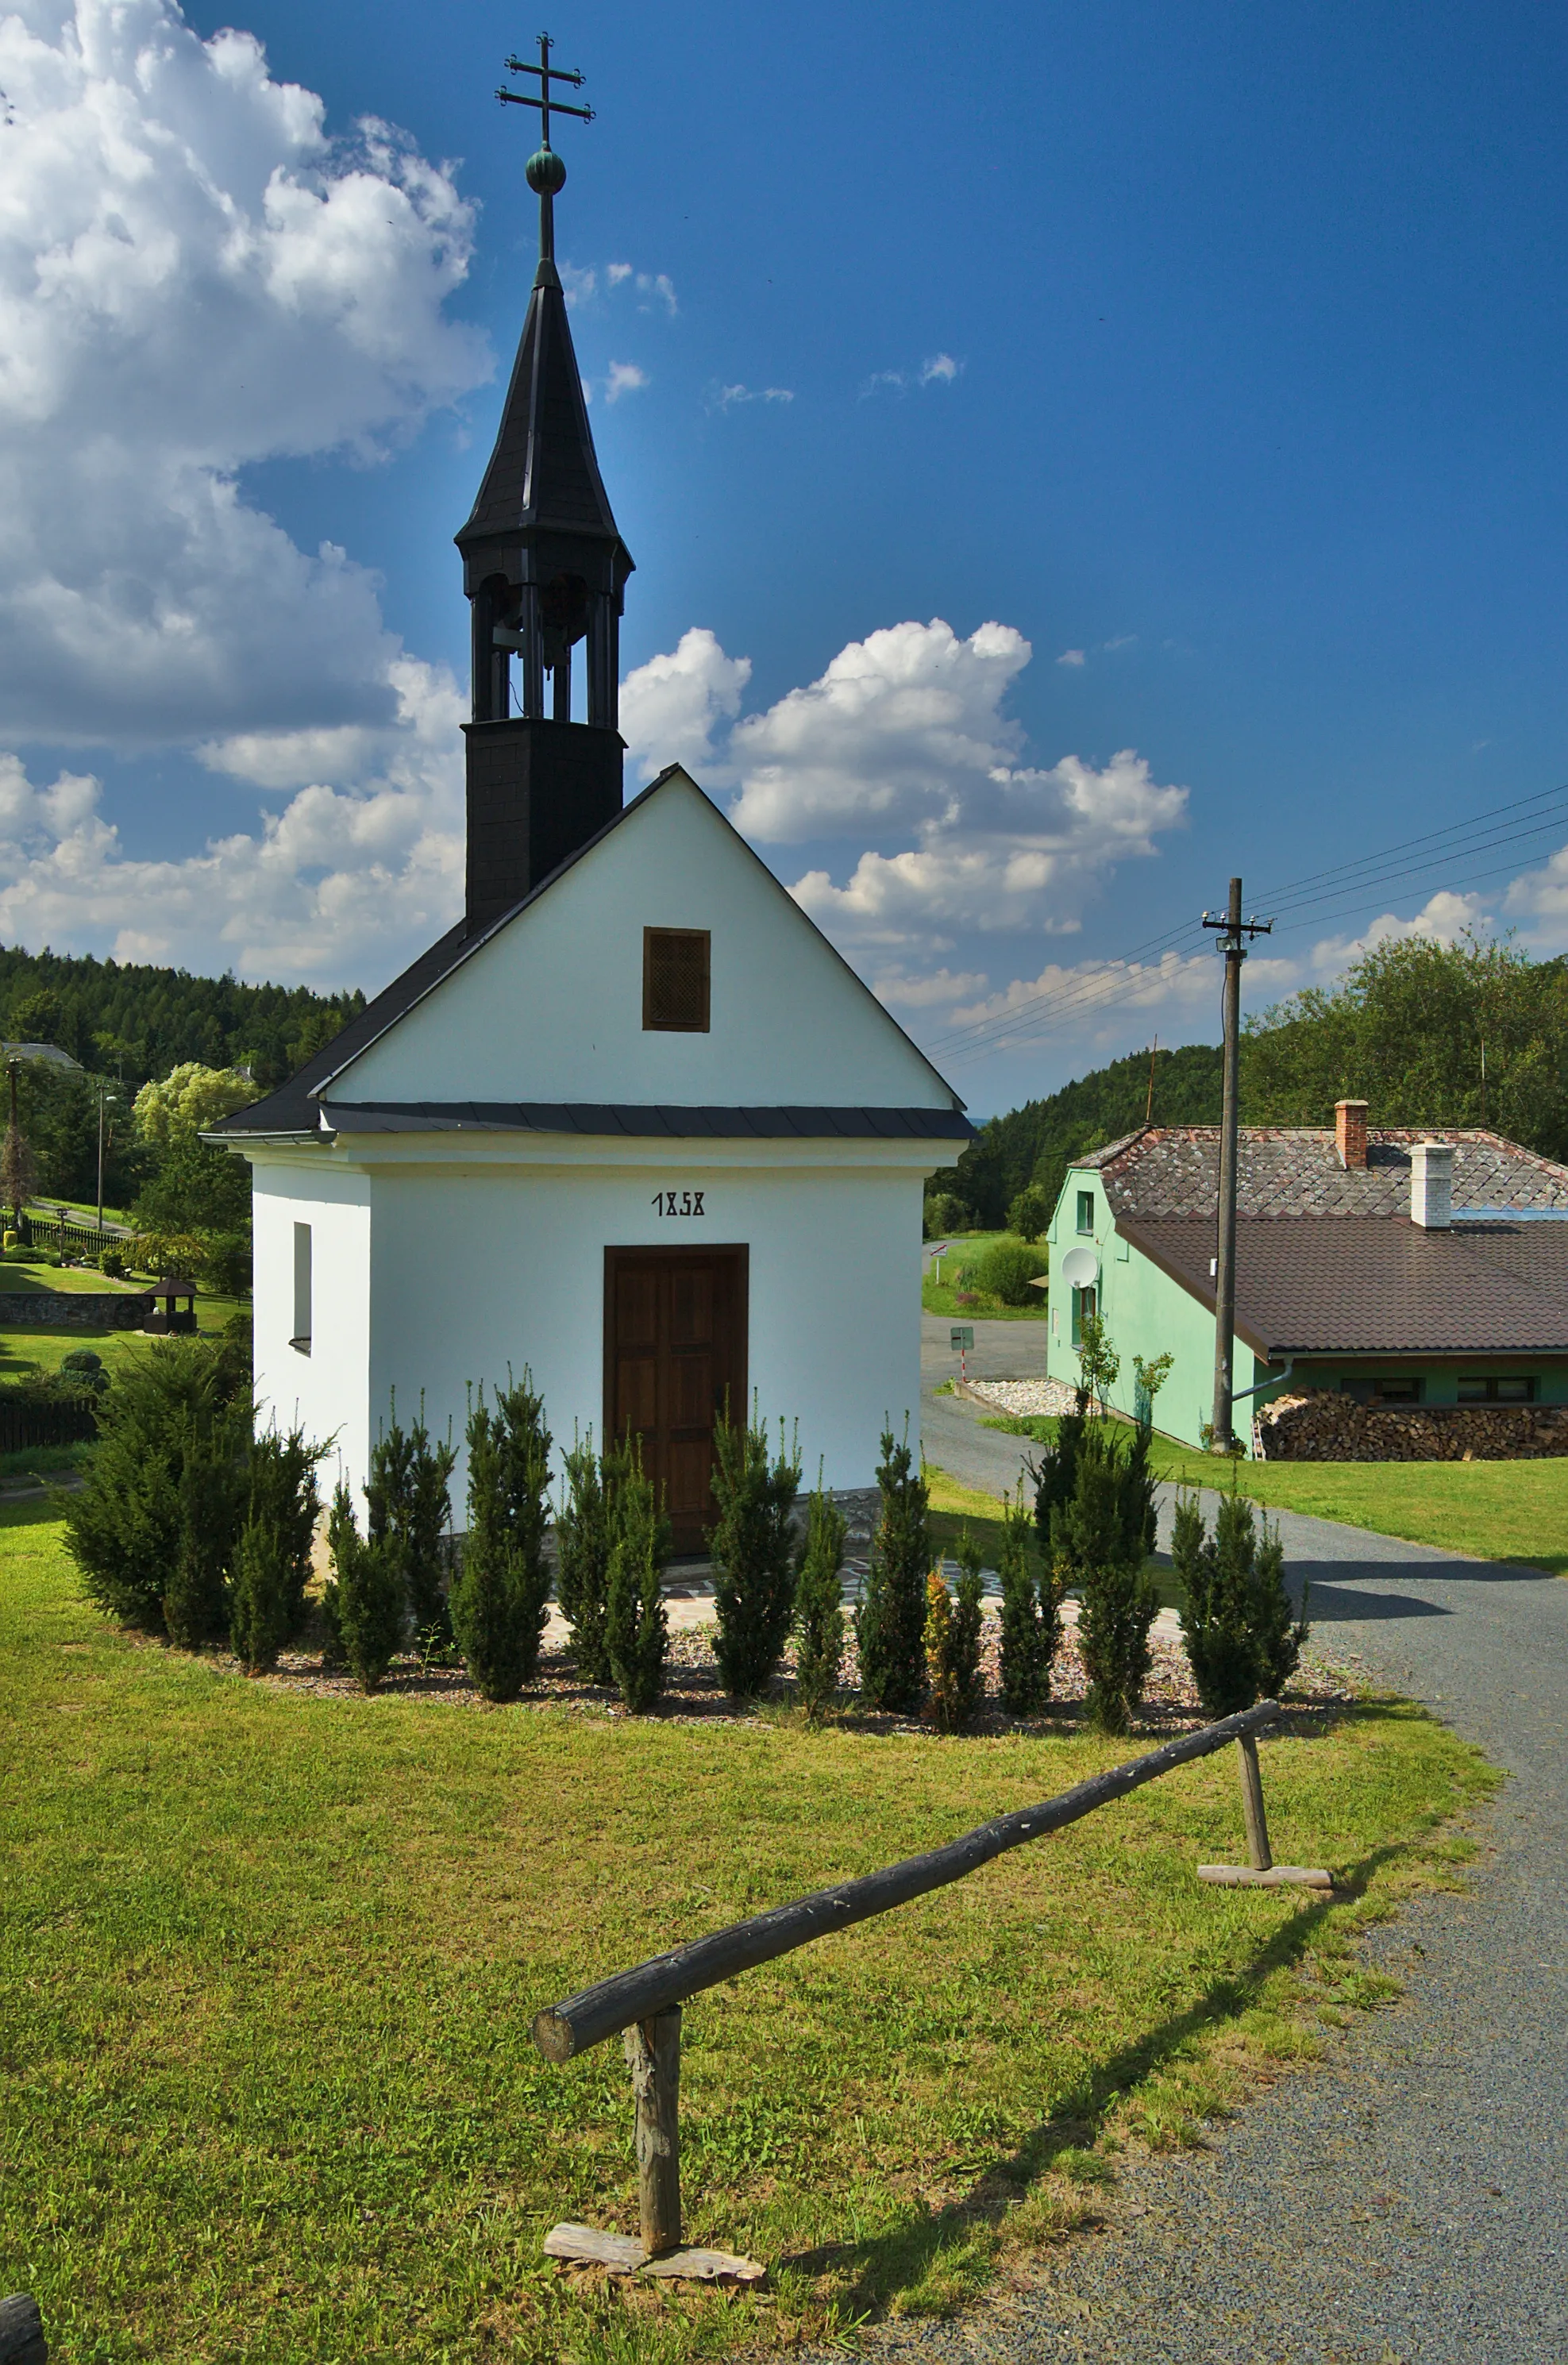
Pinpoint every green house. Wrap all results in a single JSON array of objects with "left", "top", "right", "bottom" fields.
[{"left": 1045, "top": 1102, "right": 1568, "bottom": 1450}]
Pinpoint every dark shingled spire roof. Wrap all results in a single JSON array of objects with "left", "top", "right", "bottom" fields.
[{"left": 457, "top": 258, "right": 626, "bottom": 555}]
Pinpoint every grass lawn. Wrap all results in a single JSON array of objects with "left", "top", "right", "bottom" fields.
[
  {"left": 982, "top": 1413, "right": 1568, "bottom": 1578},
  {"left": 923, "top": 1232, "right": 1047, "bottom": 1323},
  {"left": 1, "top": 1507, "right": 1493, "bottom": 2363}
]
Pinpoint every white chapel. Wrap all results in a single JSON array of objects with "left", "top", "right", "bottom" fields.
[{"left": 213, "top": 114, "right": 971, "bottom": 1548}]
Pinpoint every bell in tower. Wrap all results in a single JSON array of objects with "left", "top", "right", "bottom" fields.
[{"left": 455, "top": 37, "right": 634, "bottom": 936}]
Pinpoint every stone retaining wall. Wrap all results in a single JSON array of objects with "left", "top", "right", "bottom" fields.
[
  {"left": 0, "top": 1291, "right": 152, "bottom": 1331},
  {"left": 1254, "top": 1389, "right": 1568, "bottom": 1462}
]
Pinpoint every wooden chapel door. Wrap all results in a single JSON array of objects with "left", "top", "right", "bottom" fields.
[{"left": 604, "top": 1246, "right": 749, "bottom": 1554}]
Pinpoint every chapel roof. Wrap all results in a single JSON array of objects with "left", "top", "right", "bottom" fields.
[{"left": 1079, "top": 1125, "right": 1568, "bottom": 1220}]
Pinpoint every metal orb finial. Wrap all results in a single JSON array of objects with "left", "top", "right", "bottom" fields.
[{"left": 526, "top": 146, "right": 567, "bottom": 196}]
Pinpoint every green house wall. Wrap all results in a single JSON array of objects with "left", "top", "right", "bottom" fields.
[{"left": 1044, "top": 1163, "right": 1568, "bottom": 1450}]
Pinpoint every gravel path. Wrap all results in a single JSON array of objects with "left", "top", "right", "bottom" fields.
[{"left": 898, "top": 1337, "right": 1568, "bottom": 2363}]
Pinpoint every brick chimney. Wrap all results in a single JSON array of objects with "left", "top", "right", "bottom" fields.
[
  {"left": 1410, "top": 1138, "right": 1454, "bottom": 1229},
  {"left": 1335, "top": 1099, "right": 1369, "bottom": 1171}
]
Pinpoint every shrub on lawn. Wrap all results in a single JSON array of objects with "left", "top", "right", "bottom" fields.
[
  {"left": 198, "top": 1231, "right": 252, "bottom": 1298},
  {"left": 164, "top": 1424, "right": 243, "bottom": 1649},
  {"left": 556, "top": 1429, "right": 618, "bottom": 1684},
  {"left": 327, "top": 1479, "right": 406, "bottom": 1693},
  {"left": 366, "top": 1400, "right": 456, "bottom": 1647},
  {"left": 998, "top": 1481, "right": 1064, "bottom": 1716},
  {"left": 98, "top": 1246, "right": 127, "bottom": 1281},
  {"left": 1175, "top": 1485, "right": 1309, "bottom": 1717},
  {"left": 1053, "top": 1419, "right": 1160, "bottom": 1736},
  {"left": 229, "top": 1516, "right": 291, "bottom": 1675},
  {"left": 856, "top": 1423, "right": 930, "bottom": 1715},
  {"left": 1007, "top": 1184, "right": 1051, "bottom": 1242},
  {"left": 709, "top": 1401, "right": 803, "bottom": 1701},
  {"left": 605, "top": 1447, "right": 670, "bottom": 1713},
  {"left": 248, "top": 1425, "right": 325, "bottom": 1632},
  {"left": 448, "top": 1373, "right": 553, "bottom": 1700},
  {"left": 792, "top": 1477, "right": 847, "bottom": 1722},
  {"left": 925, "top": 1533, "right": 984, "bottom": 1734},
  {"left": 60, "top": 1349, "right": 108, "bottom": 1394},
  {"left": 977, "top": 1236, "right": 1048, "bottom": 1307},
  {"left": 63, "top": 1338, "right": 232, "bottom": 1631}
]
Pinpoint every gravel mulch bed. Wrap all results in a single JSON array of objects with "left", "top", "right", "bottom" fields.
[
  {"left": 245, "top": 1606, "right": 1352, "bottom": 1738},
  {"left": 962, "top": 1378, "right": 1084, "bottom": 1419}
]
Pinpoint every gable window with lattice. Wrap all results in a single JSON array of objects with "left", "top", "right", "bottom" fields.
[{"left": 643, "top": 928, "right": 711, "bottom": 1033}]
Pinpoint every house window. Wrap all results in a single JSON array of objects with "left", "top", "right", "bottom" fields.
[
  {"left": 291, "top": 1222, "right": 312, "bottom": 1355},
  {"left": 1458, "top": 1376, "right": 1537, "bottom": 1404},
  {"left": 1076, "top": 1191, "right": 1094, "bottom": 1234},
  {"left": 1342, "top": 1376, "right": 1421, "bottom": 1406},
  {"left": 1071, "top": 1283, "right": 1096, "bottom": 1346},
  {"left": 643, "top": 928, "right": 711, "bottom": 1032}
]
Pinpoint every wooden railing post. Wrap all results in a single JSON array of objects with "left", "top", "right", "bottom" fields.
[
  {"left": 623, "top": 2009, "right": 682, "bottom": 2255},
  {"left": 1236, "top": 1732, "right": 1273, "bottom": 1872}
]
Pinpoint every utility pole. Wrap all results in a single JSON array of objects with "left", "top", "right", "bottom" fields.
[{"left": 1202, "top": 880, "right": 1273, "bottom": 1450}]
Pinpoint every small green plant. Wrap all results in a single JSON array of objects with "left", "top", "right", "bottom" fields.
[
  {"left": 555, "top": 1428, "right": 618, "bottom": 1684},
  {"left": 248, "top": 1425, "right": 325, "bottom": 1633},
  {"left": 163, "top": 1424, "right": 240, "bottom": 1649},
  {"left": 1007, "top": 1183, "right": 1051, "bottom": 1242},
  {"left": 487, "top": 1368, "right": 555, "bottom": 1681},
  {"left": 229, "top": 1517, "right": 290, "bottom": 1675},
  {"left": 604, "top": 1446, "right": 670, "bottom": 1713},
  {"left": 709, "top": 1400, "right": 803, "bottom": 1701},
  {"left": 449, "top": 1392, "right": 530, "bottom": 1704},
  {"left": 855, "top": 1423, "right": 930, "bottom": 1716},
  {"left": 792, "top": 1475, "right": 847, "bottom": 1723},
  {"left": 925, "top": 1534, "right": 985, "bottom": 1734},
  {"left": 1053, "top": 1419, "right": 1159, "bottom": 1737},
  {"left": 997, "top": 1482, "right": 1063, "bottom": 1716},
  {"left": 1175, "top": 1483, "right": 1309, "bottom": 1717},
  {"left": 64, "top": 1338, "right": 229, "bottom": 1631},
  {"left": 366, "top": 1399, "right": 456, "bottom": 1644},
  {"left": 98, "top": 1246, "right": 127, "bottom": 1281},
  {"left": 976, "top": 1236, "right": 1048, "bottom": 1306},
  {"left": 328, "top": 1479, "right": 405, "bottom": 1693}
]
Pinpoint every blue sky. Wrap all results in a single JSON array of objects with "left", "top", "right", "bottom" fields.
[{"left": 3, "top": 0, "right": 1568, "bottom": 1115}]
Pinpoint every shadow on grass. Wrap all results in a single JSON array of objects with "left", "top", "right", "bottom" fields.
[{"left": 774, "top": 1812, "right": 1421, "bottom": 2324}]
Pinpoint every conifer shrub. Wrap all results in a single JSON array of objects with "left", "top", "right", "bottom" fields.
[
  {"left": 709, "top": 1402, "right": 803, "bottom": 1701},
  {"left": 229, "top": 1517, "right": 291, "bottom": 1674},
  {"left": 449, "top": 1395, "right": 530, "bottom": 1704},
  {"left": 792, "top": 1478, "right": 847, "bottom": 1723},
  {"left": 247, "top": 1425, "right": 324, "bottom": 1631},
  {"left": 162, "top": 1426, "right": 241, "bottom": 1649},
  {"left": 1176, "top": 1485, "right": 1309, "bottom": 1718},
  {"left": 605, "top": 1449, "right": 669, "bottom": 1714},
  {"left": 855, "top": 1423, "right": 930, "bottom": 1715},
  {"left": 64, "top": 1338, "right": 229, "bottom": 1631},
  {"left": 925, "top": 1533, "right": 985, "bottom": 1733},
  {"left": 366, "top": 1399, "right": 456, "bottom": 1646},
  {"left": 329, "top": 1479, "right": 405, "bottom": 1693},
  {"left": 556, "top": 1429, "right": 619, "bottom": 1684},
  {"left": 487, "top": 1369, "right": 554, "bottom": 1681},
  {"left": 998, "top": 1482, "right": 1064, "bottom": 1716},
  {"left": 1054, "top": 1419, "right": 1159, "bottom": 1736}
]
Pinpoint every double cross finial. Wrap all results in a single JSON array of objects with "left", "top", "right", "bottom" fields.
[{"left": 498, "top": 33, "right": 595, "bottom": 266}]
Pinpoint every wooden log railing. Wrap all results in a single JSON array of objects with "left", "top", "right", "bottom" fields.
[{"left": 535, "top": 1698, "right": 1316, "bottom": 2275}]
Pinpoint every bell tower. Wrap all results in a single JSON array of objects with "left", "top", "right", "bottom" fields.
[{"left": 456, "top": 35, "right": 634, "bottom": 935}]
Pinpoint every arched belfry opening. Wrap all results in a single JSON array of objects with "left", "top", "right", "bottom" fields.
[{"left": 455, "top": 37, "right": 634, "bottom": 934}]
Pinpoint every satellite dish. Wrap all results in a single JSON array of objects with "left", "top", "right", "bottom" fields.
[{"left": 1058, "top": 1243, "right": 1098, "bottom": 1290}]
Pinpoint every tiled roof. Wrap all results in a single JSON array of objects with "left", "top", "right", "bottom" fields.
[
  {"left": 1119, "top": 1215, "right": 1568, "bottom": 1358},
  {"left": 1082, "top": 1126, "right": 1568, "bottom": 1219}
]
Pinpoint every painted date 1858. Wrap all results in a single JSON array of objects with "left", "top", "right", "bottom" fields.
[{"left": 652, "top": 1188, "right": 705, "bottom": 1217}]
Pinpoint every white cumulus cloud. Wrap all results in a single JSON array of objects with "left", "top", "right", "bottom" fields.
[
  {"left": 619, "top": 630, "right": 753, "bottom": 784},
  {"left": 0, "top": 0, "right": 488, "bottom": 748}
]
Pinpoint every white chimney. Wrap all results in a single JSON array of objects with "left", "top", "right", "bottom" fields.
[{"left": 1410, "top": 1139, "right": 1454, "bottom": 1230}]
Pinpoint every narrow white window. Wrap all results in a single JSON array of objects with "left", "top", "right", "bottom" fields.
[{"left": 291, "top": 1222, "right": 312, "bottom": 1354}]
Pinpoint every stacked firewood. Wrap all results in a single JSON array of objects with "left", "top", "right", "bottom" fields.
[{"left": 1254, "top": 1389, "right": 1568, "bottom": 1462}]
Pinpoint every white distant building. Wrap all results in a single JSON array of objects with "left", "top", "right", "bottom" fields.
[{"left": 211, "top": 144, "right": 969, "bottom": 1547}]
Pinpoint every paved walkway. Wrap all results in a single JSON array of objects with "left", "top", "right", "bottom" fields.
[{"left": 899, "top": 1344, "right": 1568, "bottom": 2363}]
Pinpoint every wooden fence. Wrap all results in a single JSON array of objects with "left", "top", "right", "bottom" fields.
[
  {"left": 0, "top": 1395, "right": 99, "bottom": 1457},
  {"left": 535, "top": 1698, "right": 1320, "bottom": 2278}
]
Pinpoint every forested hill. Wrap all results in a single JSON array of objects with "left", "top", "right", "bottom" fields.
[
  {"left": 0, "top": 946, "right": 364, "bottom": 1092},
  {"left": 934, "top": 1042, "right": 1224, "bottom": 1227}
]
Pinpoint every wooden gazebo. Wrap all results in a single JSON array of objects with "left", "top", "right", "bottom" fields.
[{"left": 143, "top": 1277, "right": 198, "bottom": 1336}]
